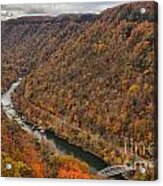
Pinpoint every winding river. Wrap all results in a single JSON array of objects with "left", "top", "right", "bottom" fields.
[{"left": 1, "top": 78, "right": 108, "bottom": 173}]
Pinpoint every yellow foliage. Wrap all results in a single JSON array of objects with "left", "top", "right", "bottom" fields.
[{"left": 128, "top": 84, "right": 140, "bottom": 95}]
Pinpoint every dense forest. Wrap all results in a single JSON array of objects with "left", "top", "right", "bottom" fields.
[
  {"left": 1, "top": 1, "right": 157, "bottom": 180},
  {"left": 1, "top": 111, "right": 93, "bottom": 178}
]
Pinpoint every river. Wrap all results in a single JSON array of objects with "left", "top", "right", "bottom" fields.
[{"left": 1, "top": 78, "right": 108, "bottom": 173}]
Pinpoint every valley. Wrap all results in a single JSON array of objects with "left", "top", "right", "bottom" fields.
[{"left": 1, "top": 1, "right": 158, "bottom": 180}]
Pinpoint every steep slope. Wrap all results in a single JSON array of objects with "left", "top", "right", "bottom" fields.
[
  {"left": 1, "top": 14, "right": 97, "bottom": 92},
  {"left": 1, "top": 112, "right": 92, "bottom": 178}
]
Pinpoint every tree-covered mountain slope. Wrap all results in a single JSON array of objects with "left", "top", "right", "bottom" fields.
[{"left": 2, "top": 1, "right": 158, "bottom": 180}]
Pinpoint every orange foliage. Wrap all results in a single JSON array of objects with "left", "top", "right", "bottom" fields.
[
  {"left": 56, "top": 156, "right": 91, "bottom": 179},
  {"left": 57, "top": 168, "right": 91, "bottom": 179},
  {"left": 32, "top": 162, "right": 44, "bottom": 178}
]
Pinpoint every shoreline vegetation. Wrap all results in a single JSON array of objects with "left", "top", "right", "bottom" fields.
[{"left": 1, "top": 111, "right": 95, "bottom": 179}]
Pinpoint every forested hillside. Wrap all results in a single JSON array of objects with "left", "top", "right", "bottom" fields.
[
  {"left": 1, "top": 14, "right": 97, "bottom": 93},
  {"left": 2, "top": 1, "right": 157, "bottom": 180},
  {"left": 1, "top": 112, "right": 93, "bottom": 178}
]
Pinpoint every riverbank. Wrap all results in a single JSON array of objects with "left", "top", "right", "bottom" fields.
[
  {"left": 1, "top": 78, "right": 108, "bottom": 178},
  {"left": 12, "top": 78, "right": 129, "bottom": 167}
]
